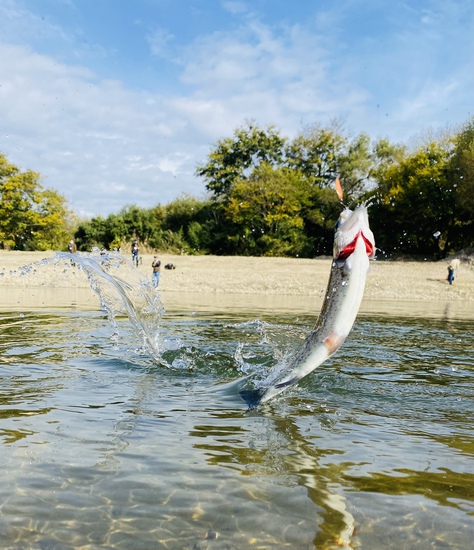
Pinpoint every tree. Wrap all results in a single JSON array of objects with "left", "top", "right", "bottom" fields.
[
  {"left": 370, "top": 138, "right": 407, "bottom": 180},
  {"left": 448, "top": 116, "right": 474, "bottom": 249},
  {"left": 368, "top": 141, "right": 454, "bottom": 257},
  {"left": 32, "top": 188, "right": 77, "bottom": 250},
  {"left": 285, "top": 122, "right": 347, "bottom": 188},
  {"left": 287, "top": 124, "right": 402, "bottom": 203},
  {"left": 164, "top": 194, "right": 217, "bottom": 253},
  {"left": 337, "top": 133, "right": 373, "bottom": 198},
  {"left": 195, "top": 120, "right": 378, "bottom": 255},
  {"left": 223, "top": 163, "right": 314, "bottom": 256},
  {"left": 74, "top": 204, "right": 167, "bottom": 251},
  {"left": 74, "top": 216, "right": 108, "bottom": 251},
  {"left": 0, "top": 153, "right": 73, "bottom": 250},
  {"left": 195, "top": 121, "right": 287, "bottom": 198}
]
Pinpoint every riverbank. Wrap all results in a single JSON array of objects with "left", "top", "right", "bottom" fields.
[{"left": 1, "top": 250, "right": 473, "bottom": 317}]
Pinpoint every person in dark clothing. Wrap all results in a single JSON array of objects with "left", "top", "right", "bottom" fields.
[
  {"left": 131, "top": 241, "right": 139, "bottom": 267},
  {"left": 152, "top": 255, "right": 161, "bottom": 287},
  {"left": 447, "top": 264, "right": 454, "bottom": 285}
]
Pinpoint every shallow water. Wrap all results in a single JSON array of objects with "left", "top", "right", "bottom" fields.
[{"left": 0, "top": 254, "right": 473, "bottom": 549}]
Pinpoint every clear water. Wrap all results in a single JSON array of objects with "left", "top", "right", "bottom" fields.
[{"left": 0, "top": 253, "right": 473, "bottom": 549}]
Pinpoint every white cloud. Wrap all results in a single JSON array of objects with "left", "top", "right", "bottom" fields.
[
  {"left": 222, "top": 1, "right": 249, "bottom": 16},
  {"left": 146, "top": 26, "right": 175, "bottom": 58},
  {"left": 174, "top": 19, "right": 371, "bottom": 139},
  {"left": 397, "top": 78, "right": 461, "bottom": 128},
  {"left": 0, "top": 43, "right": 201, "bottom": 216},
  {"left": 0, "top": 0, "right": 472, "bottom": 217}
]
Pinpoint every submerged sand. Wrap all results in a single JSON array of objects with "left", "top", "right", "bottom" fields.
[{"left": 1, "top": 251, "right": 473, "bottom": 318}]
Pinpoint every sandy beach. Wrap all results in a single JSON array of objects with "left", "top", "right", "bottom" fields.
[{"left": 1, "top": 250, "right": 473, "bottom": 318}]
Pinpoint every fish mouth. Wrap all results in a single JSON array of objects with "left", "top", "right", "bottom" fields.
[
  {"left": 337, "top": 231, "right": 374, "bottom": 261},
  {"left": 334, "top": 206, "right": 376, "bottom": 260}
]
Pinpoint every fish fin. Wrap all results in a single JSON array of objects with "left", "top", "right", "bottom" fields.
[{"left": 239, "top": 388, "right": 266, "bottom": 410}]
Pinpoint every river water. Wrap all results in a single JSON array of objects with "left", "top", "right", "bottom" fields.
[{"left": 0, "top": 253, "right": 473, "bottom": 549}]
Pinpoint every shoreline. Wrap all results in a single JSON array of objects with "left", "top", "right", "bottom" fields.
[{"left": 1, "top": 251, "right": 473, "bottom": 319}]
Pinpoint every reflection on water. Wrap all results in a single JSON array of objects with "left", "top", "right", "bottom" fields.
[{"left": 0, "top": 253, "right": 473, "bottom": 549}]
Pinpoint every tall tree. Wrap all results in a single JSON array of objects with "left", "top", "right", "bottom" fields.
[
  {"left": 195, "top": 121, "right": 287, "bottom": 198},
  {"left": 368, "top": 141, "right": 454, "bottom": 257},
  {"left": 224, "top": 163, "right": 317, "bottom": 256},
  {"left": 285, "top": 121, "right": 346, "bottom": 188},
  {"left": 33, "top": 188, "right": 77, "bottom": 250},
  {"left": 448, "top": 116, "right": 474, "bottom": 249},
  {"left": 0, "top": 153, "right": 73, "bottom": 250},
  {"left": 337, "top": 133, "right": 373, "bottom": 198}
]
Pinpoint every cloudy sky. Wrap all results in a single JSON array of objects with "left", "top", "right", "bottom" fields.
[{"left": 0, "top": 0, "right": 472, "bottom": 217}]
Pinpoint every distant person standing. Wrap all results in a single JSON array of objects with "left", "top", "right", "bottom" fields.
[
  {"left": 447, "top": 259, "right": 460, "bottom": 285},
  {"left": 68, "top": 238, "right": 77, "bottom": 266},
  {"left": 151, "top": 255, "right": 161, "bottom": 288},
  {"left": 447, "top": 264, "right": 454, "bottom": 285},
  {"left": 68, "top": 239, "right": 77, "bottom": 254},
  {"left": 131, "top": 240, "right": 139, "bottom": 267}
]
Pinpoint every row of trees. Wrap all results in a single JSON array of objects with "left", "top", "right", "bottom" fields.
[
  {"left": 75, "top": 117, "right": 473, "bottom": 258},
  {"left": 1, "top": 116, "right": 473, "bottom": 258}
]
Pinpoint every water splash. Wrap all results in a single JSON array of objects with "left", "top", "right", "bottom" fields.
[
  {"left": 11, "top": 249, "right": 165, "bottom": 363},
  {"left": 230, "top": 319, "right": 307, "bottom": 382},
  {"left": 6, "top": 252, "right": 305, "bottom": 379}
]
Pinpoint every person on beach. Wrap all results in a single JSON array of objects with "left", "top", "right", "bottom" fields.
[
  {"left": 447, "top": 259, "right": 461, "bottom": 285},
  {"left": 68, "top": 239, "right": 77, "bottom": 266},
  {"left": 152, "top": 255, "right": 161, "bottom": 288},
  {"left": 447, "top": 264, "right": 454, "bottom": 285},
  {"left": 68, "top": 239, "right": 77, "bottom": 254},
  {"left": 131, "top": 240, "right": 139, "bottom": 267}
]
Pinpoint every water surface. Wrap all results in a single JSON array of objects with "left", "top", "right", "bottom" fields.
[{"left": 0, "top": 254, "right": 473, "bottom": 549}]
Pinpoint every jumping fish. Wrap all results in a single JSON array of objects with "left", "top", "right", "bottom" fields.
[{"left": 240, "top": 204, "right": 376, "bottom": 408}]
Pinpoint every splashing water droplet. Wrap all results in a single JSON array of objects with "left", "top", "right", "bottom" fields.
[{"left": 8, "top": 251, "right": 166, "bottom": 363}]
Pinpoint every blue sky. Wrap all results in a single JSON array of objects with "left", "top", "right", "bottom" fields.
[{"left": 0, "top": 0, "right": 472, "bottom": 217}]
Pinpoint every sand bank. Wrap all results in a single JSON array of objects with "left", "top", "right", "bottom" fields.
[{"left": 1, "top": 251, "right": 473, "bottom": 318}]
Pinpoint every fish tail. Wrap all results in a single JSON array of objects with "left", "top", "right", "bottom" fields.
[{"left": 239, "top": 388, "right": 266, "bottom": 410}]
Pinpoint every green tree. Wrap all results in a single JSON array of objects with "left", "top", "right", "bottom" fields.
[
  {"left": 370, "top": 138, "right": 407, "bottom": 181},
  {"left": 285, "top": 122, "right": 346, "bottom": 188},
  {"left": 223, "top": 163, "right": 314, "bottom": 256},
  {"left": 0, "top": 153, "right": 73, "bottom": 250},
  {"left": 120, "top": 204, "right": 161, "bottom": 245},
  {"left": 195, "top": 121, "right": 287, "bottom": 197},
  {"left": 102, "top": 213, "right": 128, "bottom": 250},
  {"left": 165, "top": 194, "right": 206, "bottom": 233},
  {"left": 368, "top": 140, "right": 454, "bottom": 257},
  {"left": 164, "top": 194, "right": 217, "bottom": 253},
  {"left": 32, "top": 188, "right": 77, "bottom": 250},
  {"left": 74, "top": 215, "right": 108, "bottom": 251},
  {"left": 195, "top": 120, "right": 374, "bottom": 256},
  {"left": 337, "top": 133, "right": 373, "bottom": 198},
  {"left": 75, "top": 204, "right": 167, "bottom": 252},
  {"left": 448, "top": 116, "right": 474, "bottom": 249},
  {"left": 287, "top": 124, "right": 395, "bottom": 203}
]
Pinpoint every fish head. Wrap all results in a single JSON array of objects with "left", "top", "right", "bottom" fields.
[{"left": 333, "top": 205, "right": 376, "bottom": 261}]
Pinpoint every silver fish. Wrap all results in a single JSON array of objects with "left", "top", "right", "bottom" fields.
[{"left": 240, "top": 204, "right": 376, "bottom": 408}]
